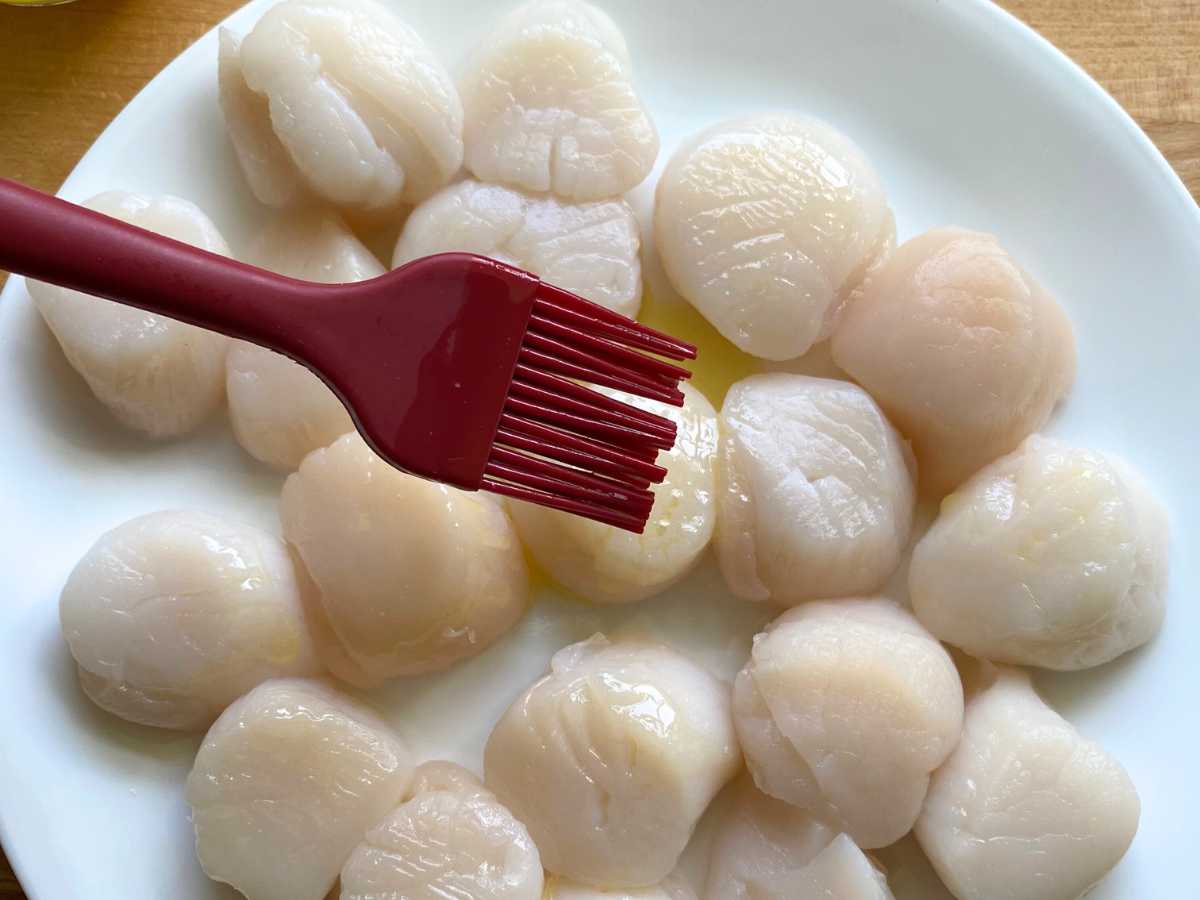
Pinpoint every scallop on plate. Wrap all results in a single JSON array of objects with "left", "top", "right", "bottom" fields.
[{"left": 0, "top": 1, "right": 1197, "bottom": 899}]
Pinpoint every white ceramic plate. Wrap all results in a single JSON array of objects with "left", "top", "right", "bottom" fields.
[{"left": 2, "top": 1, "right": 1198, "bottom": 897}]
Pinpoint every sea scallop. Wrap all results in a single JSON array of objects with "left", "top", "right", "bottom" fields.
[
  {"left": 458, "top": 0, "right": 658, "bottom": 200},
  {"left": 59, "top": 510, "right": 321, "bottom": 731},
  {"left": 910, "top": 436, "right": 1168, "bottom": 670},
  {"left": 221, "top": 0, "right": 463, "bottom": 214},
  {"left": 27, "top": 191, "right": 231, "bottom": 438},
  {"left": 484, "top": 635, "right": 739, "bottom": 887},
  {"left": 186, "top": 677, "right": 413, "bottom": 900},
  {"left": 831, "top": 227, "right": 1076, "bottom": 495},
  {"left": 280, "top": 432, "right": 528, "bottom": 686},
  {"left": 393, "top": 179, "right": 643, "bottom": 317},
  {"left": 655, "top": 113, "right": 894, "bottom": 360},
  {"left": 715, "top": 374, "right": 915, "bottom": 606},
  {"left": 916, "top": 668, "right": 1140, "bottom": 900},
  {"left": 733, "top": 599, "right": 963, "bottom": 848},
  {"left": 705, "top": 777, "right": 893, "bottom": 900},
  {"left": 544, "top": 875, "right": 697, "bottom": 900},
  {"left": 340, "top": 761, "right": 543, "bottom": 900}
]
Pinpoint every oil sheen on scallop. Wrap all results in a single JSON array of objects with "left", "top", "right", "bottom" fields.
[
  {"left": 915, "top": 668, "right": 1140, "bottom": 900},
  {"left": 339, "top": 761, "right": 543, "bottom": 900},
  {"left": 655, "top": 113, "right": 894, "bottom": 361},
  {"left": 734, "top": 599, "right": 963, "bottom": 849},
  {"left": 186, "top": 677, "right": 414, "bottom": 900},
  {"left": 280, "top": 432, "right": 529, "bottom": 686},
  {"left": 59, "top": 510, "right": 322, "bottom": 730},
  {"left": 910, "top": 436, "right": 1169, "bottom": 670},
  {"left": 484, "top": 635, "right": 739, "bottom": 888}
]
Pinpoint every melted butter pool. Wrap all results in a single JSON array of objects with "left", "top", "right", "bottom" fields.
[{"left": 637, "top": 281, "right": 761, "bottom": 408}]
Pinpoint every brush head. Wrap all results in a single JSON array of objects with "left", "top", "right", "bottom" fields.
[
  {"left": 481, "top": 284, "right": 697, "bottom": 533},
  {"left": 316, "top": 253, "right": 695, "bottom": 533}
]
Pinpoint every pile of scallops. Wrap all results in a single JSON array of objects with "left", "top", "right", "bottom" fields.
[{"left": 31, "top": 1, "right": 1168, "bottom": 899}]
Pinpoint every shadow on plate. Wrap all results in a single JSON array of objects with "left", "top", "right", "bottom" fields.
[{"left": 1034, "top": 640, "right": 1155, "bottom": 719}]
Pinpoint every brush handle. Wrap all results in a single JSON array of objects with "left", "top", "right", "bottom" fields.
[{"left": 0, "top": 177, "right": 331, "bottom": 355}]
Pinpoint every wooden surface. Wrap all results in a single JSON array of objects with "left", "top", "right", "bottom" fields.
[
  {"left": 0, "top": 0, "right": 1196, "bottom": 896},
  {"left": 0, "top": 0, "right": 1197, "bottom": 198}
]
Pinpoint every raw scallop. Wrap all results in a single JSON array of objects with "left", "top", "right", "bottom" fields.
[
  {"left": 223, "top": 0, "right": 462, "bottom": 213},
  {"left": 910, "top": 436, "right": 1169, "bottom": 670},
  {"left": 60, "top": 510, "right": 321, "bottom": 730},
  {"left": 915, "top": 668, "right": 1140, "bottom": 900},
  {"left": 655, "top": 113, "right": 894, "bottom": 360},
  {"left": 508, "top": 384, "right": 717, "bottom": 604},
  {"left": 484, "top": 635, "right": 739, "bottom": 887},
  {"left": 280, "top": 432, "right": 528, "bottom": 686},
  {"left": 831, "top": 227, "right": 1076, "bottom": 495},
  {"left": 704, "top": 776, "right": 892, "bottom": 900},
  {"left": 458, "top": 0, "right": 658, "bottom": 200},
  {"left": 27, "top": 191, "right": 230, "bottom": 438},
  {"left": 393, "top": 179, "right": 643, "bottom": 317},
  {"left": 733, "top": 599, "right": 963, "bottom": 848},
  {"left": 226, "top": 210, "right": 383, "bottom": 470},
  {"left": 218, "top": 28, "right": 306, "bottom": 208},
  {"left": 186, "top": 677, "right": 413, "bottom": 900},
  {"left": 340, "top": 761, "right": 543, "bottom": 900},
  {"left": 715, "top": 374, "right": 915, "bottom": 606}
]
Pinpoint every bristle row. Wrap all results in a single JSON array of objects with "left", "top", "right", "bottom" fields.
[
  {"left": 519, "top": 346, "right": 684, "bottom": 406},
  {"left": 485, "top": 284, "right": 698, "bottom": 532},
  {"left": 528, "top": 313, "right": 693, "bottom": 383},
  {"left": 496, "top": 416, "right": 665, "bottom": 485},
  {"left": 534, "top": 285, "right": 696, "bottom": 361},
  {"left": 480, "top": 479, "right": 648, "bottom": 531},
  {"left": 514, "top": 364, "right": 679, "bottom": 434},
  {"left": 508, "top": 381, "right": 675, "bottom": 446}
]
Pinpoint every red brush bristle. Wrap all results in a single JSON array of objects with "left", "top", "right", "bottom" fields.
[
  {"left": 527, "top": 313, "right": 694, "bottom": 384},
  {"left": 481, "top": 479, "right": 649, "bottom": 532},
  {"left": 484, "top": 449, "right": 654, "bottom": 513},
  {"left": 490, "top": 447, "right": 657, "bottom": 499},
  {"left": 496, "top": 415, "right": 666, "bottom": 484},
  {"left": 534, "top": 285, "right": 696, "bottom": 360},
  {"left": 504, "top": 396, "right": 670, "bottom": 453},
  {"left": 508, "top": 380, "right": 677, "bottom": 446},
  {"left": 485, "top": 283, "right": 697, "bottom": 531},
  {"left": 513, "top": 365, "right": 681, "bottom": 434},
  {"left": 519, "top": 346, "right": 684, "bottom": 406}
]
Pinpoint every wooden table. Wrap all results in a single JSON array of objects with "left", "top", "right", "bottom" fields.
[{"left": 0, "top": 1, "right": 1196, "bottom": 896}]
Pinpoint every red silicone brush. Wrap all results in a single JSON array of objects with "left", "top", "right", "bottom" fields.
[{"left": 0, "top": 178, "right": 695, "bottom": 532}]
